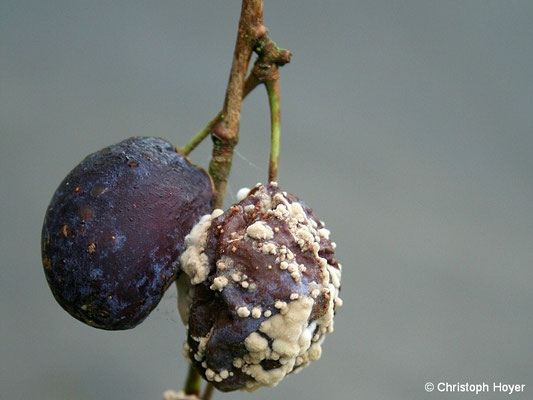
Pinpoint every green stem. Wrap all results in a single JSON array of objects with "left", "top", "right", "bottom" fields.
[
  {"left": 201, "top": 383, "right": 215, "bottom": 400},
  {"left": 179, "top": 113, "right": 221, "bottom": 157},
  {"left": 183, "top": 365, "right": 202, "bottom": 396},
  {"left": 265, "top": 78, "right": 281, "bottom": 183}
]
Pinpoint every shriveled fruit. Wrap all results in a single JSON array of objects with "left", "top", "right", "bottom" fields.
[
  {"left": 178, "top": 183, "right": 342, "bottom": 391},
  {"left": 42, "top": 136, "right": 214, "bottom": 330}
]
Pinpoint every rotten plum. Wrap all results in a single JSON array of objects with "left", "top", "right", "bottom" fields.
[
  {"left": 178, "top": 183, "right": 342, "bottom": 391},
  {"left": 42, "top": 136, "right": 214, "bottom": 330}
]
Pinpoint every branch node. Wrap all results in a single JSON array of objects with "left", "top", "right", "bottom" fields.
[{"left": 211, "top": 121, "right": 235, "bottom": 143}]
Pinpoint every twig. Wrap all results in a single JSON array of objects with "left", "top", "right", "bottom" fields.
[
  {"left": 183, "top": 365, "right": 202, "bottom": 396},
  {"left": 208, "top": 0, "right": 265, "bottom": 208},
  {"left": 265, "top": 78, "right": 280, "bottom": 182},
  {"left": 201, "top": 383, "right": 215, "bottom": 400},
  {"left": 250, "top": 35, "right": 290, "bottom": 183}
]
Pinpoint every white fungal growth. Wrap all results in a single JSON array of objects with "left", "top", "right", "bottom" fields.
[
  {"left": 178, "top": 183, "right": 343, "bottom": 392},
  {"left": 244, "top": 204, "right": 256, "bottom": 213},
  {"left": 260, "top": 297, "right": 314, "bottom": 359},
  {"left": 261, "top": 242, "right": 278, "bottom": 255},
  {"left": 245, "top": 332, "right": 269, "bottom": 352},
  {"left": 220, "top": 370, "right": 229, "bottom": 379},
  {"left": 288, "top": 201, "right": 306, "bottom": 222},
  {"left": 181, "top": 342, "right": 191, "bottom": 362},
  {"left": 237, "top": 297, "right": 319, "bottom": 391},
  {"left": 318, "top": 228, "right": 330, "bottom": 240},
  {"left": 180, "top": 209, "right": 223, "bottom": 285},
  {"left": 210, "top": 276, "right": 228, "bottom": 291},
  {"left": 163, "top": 390, "right": 199, "bottom": 400},
  {"left": 236, "top": 187, "right": 251, "bottom": 201},
  {"left": 205, "top": 368, "right": 216, "bottom": 381},
  {"left": 251, "top": 306, "right": 262, "bottom": 318},
  {"left": 191, "top": 327, "right": 213, "bottom": 363},
  {"left": 237, "top": 306, "right": 251, "bottom": 318},
  {"left": 246, "top": 221, "right": 274, "bottom": 240}
]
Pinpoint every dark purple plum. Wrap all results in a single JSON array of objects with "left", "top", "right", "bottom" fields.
[{"left": 42, "top": 136, "right": 214, "bottom": 330}]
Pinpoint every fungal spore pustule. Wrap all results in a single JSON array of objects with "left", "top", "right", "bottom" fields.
[{"left": 178, "top": 183, "right": 342, "bottom": 391}]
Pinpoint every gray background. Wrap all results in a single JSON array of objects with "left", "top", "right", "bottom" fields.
[{"left": 1, "top": 1, "right": 532, "bottom": 399}]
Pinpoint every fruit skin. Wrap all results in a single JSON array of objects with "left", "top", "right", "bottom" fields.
[
  {"left": 179, "top": 183, "right": 342, "bottom": 391},
  {"left": 42, "top": 136, "right": 214, "bottom": 330}
]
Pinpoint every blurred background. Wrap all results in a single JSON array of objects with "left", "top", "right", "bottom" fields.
[{"left": 1, "top": 1, "right": 532, "bottom": 399}]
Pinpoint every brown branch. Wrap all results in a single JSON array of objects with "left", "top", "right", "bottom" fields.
[
  {"left": 201, "top": 383, "right": 215, "bottom": 400},
  {"left": 183, "top": 365, "right": 202, "bottom": 396},
  {"left": 178, "top": 74, "right": 261, "bottom": 156},
  {"left": 208, "top": 0, "right": 265, "bottom": 209}
]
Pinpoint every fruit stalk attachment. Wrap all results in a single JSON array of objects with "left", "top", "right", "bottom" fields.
[{"left": 250, "top": 35, "right": 291, "bottom": 182}]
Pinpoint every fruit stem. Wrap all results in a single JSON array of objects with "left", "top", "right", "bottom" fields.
[
  {"left": 249, "top": 35, "right": 290, "bottom": 183},
  {"left": 183, "top": 365, "right": 202, "bottom": 396},
  {"left": 201, "top": 383, "right": 215, "bottom": 400},
  {"left": 179, "top": 74, "right": 261, "bottom": 156},
  {"left": 266, "top": 78, "right": 281, "bottom": 183}
]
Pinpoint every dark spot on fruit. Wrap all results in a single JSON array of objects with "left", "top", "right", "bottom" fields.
[
  {"left": 79, "top": 206, "right": 93, "bottom": 222},
  {"left": 127, "top": 160, "right": 138, "bottom": 168},
  {"left": 261, "top": 359, "right": 281, "bottom": 370},
  {"left": 74, "top": 186, "right": 82, "bottom": 193},
  {"left": 90, "top": 184, "right": 107, "bottom": 198},
  {"left": 61, "top": 225, "right": 69, "bottom": 237},
  {"left": 43, "top": 256, "right": 52, "bottom": 270}
]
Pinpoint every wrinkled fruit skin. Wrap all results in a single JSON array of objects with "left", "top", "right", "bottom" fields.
[
  {"left": 178, "top": 183, "right": 342, "bottom": 391},
  {"left": 42, "top": 137, "right": 214, "bottom": 330}
]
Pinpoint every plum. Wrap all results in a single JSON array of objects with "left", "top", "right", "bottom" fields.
[
  {"left": 41, "top": 137, "right": 214, "bottom": 330},
  {"left": 178, "top": 183, "right": 342, "bottom": 391}
]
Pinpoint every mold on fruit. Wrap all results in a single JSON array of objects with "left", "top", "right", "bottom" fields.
[{"left": 178, "top": 183, "right": 342, "bottom": 391}]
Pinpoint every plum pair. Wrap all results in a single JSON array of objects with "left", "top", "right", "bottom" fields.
[{"left": 41, "top": 137, "right": 342, "bottom": 391}]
